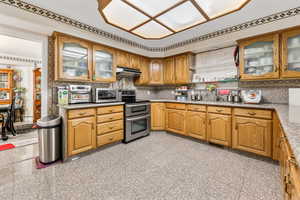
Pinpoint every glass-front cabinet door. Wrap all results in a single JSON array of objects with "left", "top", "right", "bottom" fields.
[
  {"left": 281, "top": 29, "right": 300, "bottom": 78},
  {"left": 57, "top": 36, "right": 92, "bottom": 81},
  {"left": 92, "top": 45, "right": 116, "bottom": 82},
  {"left": 239, "top": 34, "right": 279, "bottom": 80}
]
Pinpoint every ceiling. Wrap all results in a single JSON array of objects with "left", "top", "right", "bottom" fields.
[
  {"left": 99, "top": 0, "right": 251, "bottom": 39},
  {"left": 0, "top": 34, "right": 42, "bottom": 59},
  {"left": 19, "top": 0, "right": 300, "bottom": 47}
]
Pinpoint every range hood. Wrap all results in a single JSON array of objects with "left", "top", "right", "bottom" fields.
[{"left": 116, "top": 66, "right": 141, "bottom": 77}]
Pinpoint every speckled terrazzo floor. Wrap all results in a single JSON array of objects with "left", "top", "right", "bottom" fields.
[{"left": 0, "top": 131, "right": 281, "bottom": 200}]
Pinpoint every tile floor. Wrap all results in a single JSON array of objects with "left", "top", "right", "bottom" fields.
[{"left": 0, "top": 131, "right": 282, "bottom": 200}]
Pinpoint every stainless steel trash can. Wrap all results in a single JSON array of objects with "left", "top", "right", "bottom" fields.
[{"left": 37, "top": 115, "right": 62, "bottom": 164}]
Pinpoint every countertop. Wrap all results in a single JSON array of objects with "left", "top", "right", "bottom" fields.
[
  {"left": 58, "top": 102, "right": 125, "bottom": 110},
  {"left": 151, "top": 99, "right": 300, "bottom": 165}
]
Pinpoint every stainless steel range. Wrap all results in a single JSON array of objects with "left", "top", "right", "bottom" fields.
[{"left": 118, "top": 90, "right": 150, "bottom": 143}]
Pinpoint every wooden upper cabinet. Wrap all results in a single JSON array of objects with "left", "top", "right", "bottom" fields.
[
  {"left": 0, "top": 69, "right": 14, "bottom": 105},
  {"left": 135, "top": 57, "right": 150, "bottom": 85},
  {"left": 186, "top": 111, "right": 206, "bottom": 140},
  {"left": 239, "top": 33, "right": 280, "bottom": 80},
  {"left": 233, "top": 116, "right": 272, "bottom": 157},
  {"left": 55, "top": 34, "right": 93, "bottom": 81},
  {"left": 151, "top": 103, "right": 165, "bottom": 130},
  {"left": 92, "top": 45, "right": 116, "bottom": 83},
  {"left": 165, "top": 109, "right": 186, "bottom": 135},
  {"left": 281, "top": 28, "right": 300, "bottom": 78},
  {"left": 116, "top": 50, "right": 130, "bottom": 67},
  {"left": 163, "top": 57, "right": 175, "bottom": 84},
  {"left": 149, "top": 59, "right": 164, "bottom": 85},
  {"left": 130, "top": 54, "right": 141, "bottom": 69},
  {"left": 175, "top": 54, "right": 192, "bottom": 84},
  {"left": 67, "top": 116, "right": 96, "bottom": 156},
  {"left": 207, "top": 113, "right": 231, "bottom": 147}
]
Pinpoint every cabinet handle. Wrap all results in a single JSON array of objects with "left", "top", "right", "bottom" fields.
[
  {"left": 109, "top": 137, "right": 114, "bottom": 141},
  {"left": 216, "top": 109, "right": 223, "bottom": 113},
  {"left": 288, "top": 158, "right": 298, "bottom": 167},
  {"left": 248, "top": 112, "right": 256, "bottom": 116},
  {"left": 274, "top": 64, "right": 278, "bottom": 72},
  {"left": 79, "top": 112, "right": 87, "bottom": 116},
  {"left": 284, "top": 64, "right": 288, "bottom": 71}
]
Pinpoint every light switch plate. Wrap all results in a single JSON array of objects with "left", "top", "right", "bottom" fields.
[{"left": 289, "top": 88, "right": 300, "bottom": 106}]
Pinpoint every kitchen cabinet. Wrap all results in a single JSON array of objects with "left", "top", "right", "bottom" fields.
[
  {"left": 238, "top": 33, "right": 280, "bottom": 80},
  {"left": 33, "top": 68, "right": 41, "bottom": 122},
  {"left": 135, "top": 57, "right": 150, "bottom": 85},
  {"left": 186, "top": 111, "right": 206, "bottom": 140},
  {"left": 163, "top": 57, "right": 175, "bottom": 84},
  {"left": 281, "top": 28, "right": 300, "bottom": 78},
  {"left": 67, "top": 116, "right": 96, "bottom": 156},
  {"left": 54, "top": 33, "right": 92, "bottom": 81},
  {"left": 151, "top": 103, "right": 165, "bottom": 130},
  {"left": 175, "top": 54, "right": 192, "bottom": 84},
  {"left": 0, "top": 69, "right": 14, "bottom": 105},
  {"left": 130, "top": 54, "right": 141, "bottom": 69},
  {"left": 166, "top": 109, "right": 186, "bottom": 135},
  {"left": 149, "top": 59, "right": 164, "bottom": 85},
  {"left": 273, "top": 113, "right": 281, "bottom": 160},
  {"left": 92, "top": 44, "right": 116, "bottom": 82},
  {"left": 207, "top": 113, "right": 231, "bottom": 147},
  {"left": 232, "top": 116, "right": 272, "bottom": 157},
  {"left": 116, "top": 50, "right": 130, "bottom": 67}
]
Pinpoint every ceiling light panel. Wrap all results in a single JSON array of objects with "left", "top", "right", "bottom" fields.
[
  {"left": 195, "top": 0, "right": 248, "bottom": 19},
  {"left": 132, "top": 21, "right": 172, "bottom": 39},
  {"left": 103, "top": 0, "right": 149, "bottom": 30},
  {"left": 126, "top": 0, "right": 182, "bottom": 17},
  {"left": 157, "top": 1, "right": 206, "bottom": 32}
]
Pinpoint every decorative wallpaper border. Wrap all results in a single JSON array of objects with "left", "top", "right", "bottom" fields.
[
  {"left": 0, "top": 55, "right": 42, "bottom": 64},
  {"left": 0, "top": 0, "right": 300, "bottom": 52}
]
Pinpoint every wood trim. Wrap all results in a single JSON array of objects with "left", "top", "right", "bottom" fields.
[{"left": 189, "top": 0, "right": 209, "bottom": 20}]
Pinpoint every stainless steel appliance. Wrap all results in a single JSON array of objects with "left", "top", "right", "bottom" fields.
[
  {"left": 116, "top": 66, "right": 141, "bottom": 78},
  {"left": 93, "top": 88, "right": 119, "bottom": 103},
  {"left": 119, "top": 90, "right": 150, "bottom": 143},
  {"left": 241, "top": 90, "right": 262, "bottom": 104},
  {"left": 69, "top": 85, "right": 91, "bottom": 104}
]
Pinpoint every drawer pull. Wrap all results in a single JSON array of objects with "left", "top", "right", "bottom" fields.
[
  {"left": 216, "top": 109, "right": 223, "bottom": 112},
  {"left": 288, "top": 158, "right": 298, "bottom": 166},
  {"left": 109, "top": 137, "right": 114, "bottom": 141},
  {"left": 79, "top": 112, "right": 87, "bottom": 116},
  {"left": 248, "top": 112, "right": 256, "bottom": 116}
]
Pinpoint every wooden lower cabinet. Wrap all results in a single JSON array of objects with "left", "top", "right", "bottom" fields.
[
  {"left": 186, "top": 111, "right": 206, "bottom": 140},
  {"left": 165, "top": 109, "right": 186, "bottom": 135},
  {"left": 232, "top": 116, "right": 272, "bottom": 157},
  {"left": 151, "top": 103, "right": 165, "bottom": 130},
  {"left": 67, "top": 116, "right": 96, "bottom": 156},
  {"left": 207, "top": 113, "right": 231, "bottom": 146}
]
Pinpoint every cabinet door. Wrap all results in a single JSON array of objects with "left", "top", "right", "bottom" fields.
[
  {"left": 151, "top": 103, "right": 165, "bottom": 130},
  {"left": 130, "top": 54, "right": 141, "bottom": 69},
  {"left": 273, "top": 113, "right": 281, "bottom": 160},
  {"left": 232, "top": 117, "right": 272, "bottom": 157},
  {"left": 164, "top": 57, "right": 175, "bottom": 84},
  {"left": 149, "top": 59, "right": 164, "bottom": 85},
  {"left": 93, "top": 45, "right": 116, "bottom": 82},
  {"left": 282, "top": 29, "right": 300, "bottom": 78},
  {"left": 57, "top": 35, "right": 92, "bottom": 81},
  {"left": 175, "top": 55, "right": 190, "bottom": 84},
  {"left": 116, "top": 50, "right": 130, "bottom": 67},
  {"left": 239, "top": 34, "right": 280, "bottom": 80},
  {"left": 289, "top": 161, "right": 300, "bottom": 200},
  {"left": 207, "top": 113, "right": 231, "bottom": 146},
  {"left": 166, "top": 109, "right": 186, "bottom": 135},
  {"left": 135, "top": 57, "right": 149, "bottom": 85},
  {"left": 68, "top": 116, "right": 96, "bottom": 156},
  {"left": 186, "top": 111, "right": 206, "bottom": 140}
]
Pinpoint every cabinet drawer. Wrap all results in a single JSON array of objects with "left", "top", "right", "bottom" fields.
[
  {"left": 97, "top": 113, "right": 123, "bottom": 123},
  {"left": 97, "top": 105, "right": 123, "bottom": 115},
  {"left": 208, "top": 106, "right": 231, "bottom": 115},
  {"left": 97, "top": 130, "right": 123, "bottom": 147},
  {"left": 187, "top": 104, "right": 206, "bottom": 112},
  {"left": 68, "top": 108, "right": 95, "bottom": 119},
  {"left": 166, "top": 103, "right": 186, "bottom": 110},
  {"left": 234, "top": 108, "right": 272, "bottom": 119},
  {"left": 97, "top": 120, "right": 123, "bottom": 135}
]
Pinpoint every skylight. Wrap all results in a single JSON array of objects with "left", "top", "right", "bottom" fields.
[{"left": 98, "top": 0, "right": 251, "bottom": 39}]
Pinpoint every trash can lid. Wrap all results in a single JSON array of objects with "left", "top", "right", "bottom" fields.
[{"left": 37, "top": 115, "right": 61, "bottom": 127}]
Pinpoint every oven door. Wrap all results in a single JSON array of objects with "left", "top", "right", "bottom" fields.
[
  {"left": 125, "top": 114, "right": 150, "bottom": 142},
  {"left": 125, "top": 103, "right": 150, "bottom": 117}
]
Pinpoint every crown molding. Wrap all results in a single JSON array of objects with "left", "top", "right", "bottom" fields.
[
  {"left": 0, "top": 54, "right": 42, "bottom": 64},
  {"left": 0, "top": 0, "right": 300, "bottom": 52}
]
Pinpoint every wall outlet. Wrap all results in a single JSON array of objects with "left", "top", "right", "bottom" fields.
[{"left": 147, "top": 90, "right": 151, "bottom": 95}]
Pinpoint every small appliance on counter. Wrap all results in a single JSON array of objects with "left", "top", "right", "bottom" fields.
[
  {"left": 241, "top": 90, "right": 262, "bottom": 104},
  {"left": 93, "top": 88, "right": 119, "bottom": 103},
  {"left": 68, "top": 85, "right": 92, "bottom": 104},
  {"left": 57, "top": 86, "right": 69, "bottom": 105},
  {"left": 175, "top": 86, "right": 188, "bottom": 101}
]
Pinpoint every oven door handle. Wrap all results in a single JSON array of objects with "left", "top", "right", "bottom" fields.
[
  {"left": 126, "top": 103, "right": 150, "bottom": 108},
  {"left": 127, "top": 114, "right": 150, "bottom": 121}
]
